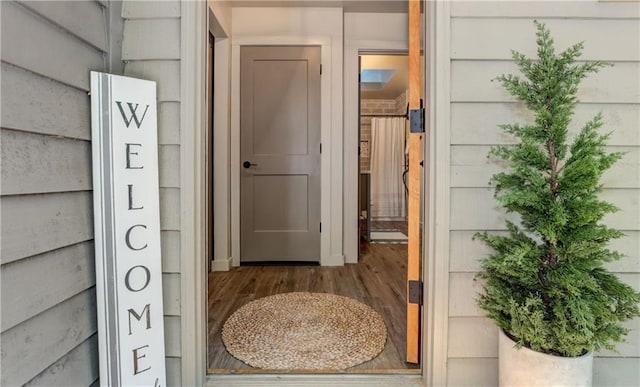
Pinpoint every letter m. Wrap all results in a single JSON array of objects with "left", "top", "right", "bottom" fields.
[
  {"left": 116, "top": 101, "right": 150, "bottom": 129},
  {"left": 127, "top": 304, "right": 152, "bottom": 335}
]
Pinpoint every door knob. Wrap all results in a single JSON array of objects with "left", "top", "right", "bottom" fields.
[{"left": 243, "top": 161, "right": 257, "bottom": 169}]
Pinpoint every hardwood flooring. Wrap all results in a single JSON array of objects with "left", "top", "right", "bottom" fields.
[{"left": 207, "top": 242, "right": 420, "bottom": 374}]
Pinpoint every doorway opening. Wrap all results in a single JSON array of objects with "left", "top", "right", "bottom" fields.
[
  {"left": 205, "top": 45, "right": 420, "bottom": 374},
  {"left": 358, "top": 54, "right": 410, "bottom": 247}
]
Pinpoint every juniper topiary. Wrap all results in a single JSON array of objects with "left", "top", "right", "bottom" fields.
[{"left": 475, "top": 21, "right": 640, "bottom": 357}]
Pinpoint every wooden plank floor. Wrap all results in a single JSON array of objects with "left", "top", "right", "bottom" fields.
[{"left": 207, "top": 242, "right": 420, "bottom": 374}]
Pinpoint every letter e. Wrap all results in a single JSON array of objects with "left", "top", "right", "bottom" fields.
[
  {"left": 132, "top": 345, "right": 151, "bottom": 375},
  {"left": 126, "top": 143, "right": 143, "bottom": 169}
]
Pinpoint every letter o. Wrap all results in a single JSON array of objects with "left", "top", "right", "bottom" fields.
[{"left": 125, "top": 265, "right": 151, "bottom": 292}]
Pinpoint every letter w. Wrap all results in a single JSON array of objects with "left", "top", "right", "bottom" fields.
[{"left": 116, "top": 101, "right": 150, "bottom": 129}]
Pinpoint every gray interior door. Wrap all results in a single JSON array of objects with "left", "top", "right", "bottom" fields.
[{"left": 240, "top": 46, "right": 321, "bottom": 262}]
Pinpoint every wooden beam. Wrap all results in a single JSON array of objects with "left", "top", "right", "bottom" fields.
[{"left": 406, "top": 0, "right": 422, "bottom": 364}]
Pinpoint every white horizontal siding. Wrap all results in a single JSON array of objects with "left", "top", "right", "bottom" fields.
[
  {"left": 161, "top": 231, "right": 181, "bottom": 273},
  {"left": 124, "top": 60, "right": 181, "bottom": 102},
  {"left": 160, "top": 188, "right": 181, "bottom": 230},
  {"left": 449, "top": 230, "right": 502, "bottom": 273},
  {"left": 449, "top": 273, "right": 483, "bottom": 317},
  {"left": 450, "top": 230, "right": 640, "bottom": 273},
  {"left": 451, "top": 145, "right": 639, "bottom": 189},
  {"left": 24, "top": 334, "right": 99, "bottom": 387},
  {"left": 451, "top": 103, "right": 640, "bottom": 146},
  {"left": 166, "top": 357, "right": 182, "bottom": 386},
  {"left": 593, "top": 357, "right": 640, "bottom": 387},
  {"left": 0, "top": 289, "right": 97, "bottom": 386},
  {"left": 448, "top": 317, "right": 498, "bottom": 358},
  {"left": 450, "top": 188, "right": 639, "bottom": 231},
  {"left": 1, "top": 192, "right": 93, "bottom": 264},
  {"left": 0, "top": 63, "right": 91, "bottom": 140},
  {"left": 164, "top": 316, "right": 182, "bottom": 357},
  {"left": 122, "top": 0, "right": 180, "bottom": 19},
  {"left": 452, "top": 18, "right": 640, "bottom": 61},
  {"left": 451, "top": 61, "right": 640, "bottom": 104},
  {"left": 159, "top": 145, "right": 181, "bottom": 188},
  {"left": 447, "top": 358, "right": 497, "bottom": 387},
  {"left": 602, "top": 189, "right": 640, "bottom": 231},
  {"left": 597, "top": 318, "right": 640, "bottom": 357},
  {"left": 1, "top": 1, "right": 105, "bottom": 90},
  {"left": 0, "top": 0, "right": 120, "bottom": 385},
  {"left": 608, "top": 231, "right": 640, "bottom": 272},
  {"left": 158, "top": 102, "right": 181, "bottom": 145},
  {"left": 447, "top": 5, "right": 640, "bottom": 385},
  {"left": 451, "top": 1, "right": 640, "bottom": 18},
  {"left": 122, "top": 19, "right": 181, "bottom": 60},
  {"left": 19, "top": 0, "right": 108, "bottom": 52},
  {"left": 1, "top": 129, "right": 91, "bottom": 195},
  {"left": 163, "top": 273, "right": 181, "bottom": 316},
  {"left": 1, "top": 242, "right": 94, "bottom": 331}
]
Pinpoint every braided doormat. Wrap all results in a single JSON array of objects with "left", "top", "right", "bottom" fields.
[{"left": 221, "top": 292, "right": 387, "bottom": 370}]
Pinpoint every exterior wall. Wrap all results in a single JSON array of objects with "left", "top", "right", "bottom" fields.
[
  {"left": 0, "top": 1, "right": 118, "bottom": 385},
  {"left": 446, "top": 2, "right": 640, "bottom": 385},
  {"left": 120, "top": 1, "right": 183, "bottom": 384}
]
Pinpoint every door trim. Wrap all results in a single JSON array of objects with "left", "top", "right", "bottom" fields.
[
  {"left": 424, "top": 1, "right": 452, "bottom": 385},
  {"left": 231, "top": 36, "right": 339, "bottom": 267},
  {"left": 180, "top": 1, "right": 207, "bottom": 385},
  {"left": 239, "top": 45, "right": 322, "bottom": 263},
  {"left": 344, "top": 43, "right": 408, "bottom": 263},
  {"left": 183, "top": 1, "right": 448, "bottom": 385}
]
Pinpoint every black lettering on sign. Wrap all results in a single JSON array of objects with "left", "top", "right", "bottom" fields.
[
  {"left": 127, "top": 304, "right": 152, "bottom": 335},
  {"left": 125, "top": 224, "right": 148, "bottom": 251},
  {"left": 128, "top": 184, "right": 144, "bottom": 210},
  {"left": 132, "top": 345, "right": 151, "bottom": 375},
  {"left": 116, "top": 101, "right": 150, "bottom": 129},
  {"left": 125, "top": 265, "right": 151, "bottom": 292},
  {"left": 125, "top": 143, "right": 143, "bottom": 169}
]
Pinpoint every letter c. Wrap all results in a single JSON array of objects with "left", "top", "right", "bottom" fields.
[{"left": 125, "top": 224, "right": 148, "bottom": 251}]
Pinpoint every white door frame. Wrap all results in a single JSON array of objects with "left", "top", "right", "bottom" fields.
[
  {"left": 230, "top": 36, "right": 340, "bottom": 267},
  {"left": 180, "top": 1, "right": 451, "bottom": 385},
  {"left": 180, "top": 1, "right": 207, "bottom": 385},
  {"left": 344, "top": 41, "right": 408, "bottom": 264}
]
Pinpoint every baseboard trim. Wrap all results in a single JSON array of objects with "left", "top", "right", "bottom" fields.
[
  {"left": 321, "top": 254, "right": 345, "bottom": 267},
  {"left": 211, "top": 257, "right": 232, "bottom": 272}
]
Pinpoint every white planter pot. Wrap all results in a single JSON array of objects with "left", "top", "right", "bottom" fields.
[{"left": 499, "top": 329, "right": 593, "bottom": 387}]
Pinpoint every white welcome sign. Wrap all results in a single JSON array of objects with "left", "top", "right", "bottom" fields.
[{"left": 90, "top": 72, "right": 166, "bottom": 386}]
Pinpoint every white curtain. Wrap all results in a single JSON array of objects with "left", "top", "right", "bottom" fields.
[{"left": 370, "top": 117, "right": 407, "bottom": 220}]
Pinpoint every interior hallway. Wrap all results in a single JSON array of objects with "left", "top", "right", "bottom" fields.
[{"left": 207, "top": 243, "right": 421, "bottom": 373}]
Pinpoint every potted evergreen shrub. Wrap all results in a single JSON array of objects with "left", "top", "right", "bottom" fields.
[{"left": 475, "top": 21, "right": 640, "bottom": 386}]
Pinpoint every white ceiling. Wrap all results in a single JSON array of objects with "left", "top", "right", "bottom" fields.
[{"left": 222, "top": 0, "right": 409, "bottom": 13}]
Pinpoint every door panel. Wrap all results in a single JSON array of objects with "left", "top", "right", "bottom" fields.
[
  {"left": 407, "top": 0, "right": 423, "bottom": 364},
  {"left": 253, "top": 60, "right": 309, "bottom": 155},
  {"left": 253, "top": 175, "right": 309, "bottom": 231},
  {"left": 240, "top": 46, "right": 321, "bottom": 263}
]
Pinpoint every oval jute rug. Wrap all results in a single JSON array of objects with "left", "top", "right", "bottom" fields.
[{"left": 221, "top": 292, "right": 388, "bottom": 370}]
